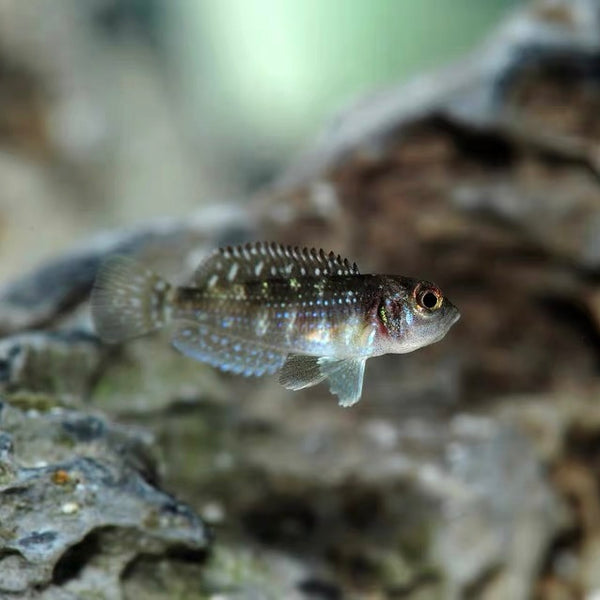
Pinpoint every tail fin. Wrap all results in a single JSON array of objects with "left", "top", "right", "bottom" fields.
[{"left": 90, "top": 256, "right": 173, "bottom": 343}]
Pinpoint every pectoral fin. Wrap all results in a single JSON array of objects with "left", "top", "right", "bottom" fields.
[
  {"left": 318, "top": 357, "right": 366, "bottom": 407},
  {"left": 278, "top": 354, "right": 327, "bottom": 390}
]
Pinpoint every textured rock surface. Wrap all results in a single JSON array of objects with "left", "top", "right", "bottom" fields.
[
  {"left": 259, "top": 0, "right": 600, "bottom": 405},
  {"left": 276, "top": 0, "right": 600, "bottom": 188},
  {"left": 0, "top": 399, "right": 209, "bottom": 599},
  {"left": 0, "top": 331, "right": 102, "bottom": 397},
  {"left": 247, "top": 0, "right": 600, "bottom": 596}
]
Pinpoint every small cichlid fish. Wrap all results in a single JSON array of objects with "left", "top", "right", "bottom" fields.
[{"left": 91, "top": 242, "right": 459, "bottom": 407}]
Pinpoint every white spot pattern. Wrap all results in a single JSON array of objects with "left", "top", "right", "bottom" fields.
[
  {"left": 227, "top": 263, "right": 239, "bottom": 281},
  {"left": 192, "top": 242, "right": 360, "bottom": 287},
  {"left": 172, "top": 322, "right": 285, "bottom": 377}
]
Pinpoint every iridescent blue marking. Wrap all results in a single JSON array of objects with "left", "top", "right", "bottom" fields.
[
  {"left": 172, "top": 324, "right": 285, "bottom": 377},
  {"left": 403, "top": 305, "right": 413, "bottom": 329}
]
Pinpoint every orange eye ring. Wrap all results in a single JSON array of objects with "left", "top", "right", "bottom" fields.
[{"left": 415, "top": 284, "right": 443, "bottom": 311}]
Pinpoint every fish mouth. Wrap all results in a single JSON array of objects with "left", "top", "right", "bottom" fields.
[
  {"left": 428, "top": 309, "right": 460, "bottom": 344},
  {"left": 442, "top": 299, "right": 460, "bottom": 329}
]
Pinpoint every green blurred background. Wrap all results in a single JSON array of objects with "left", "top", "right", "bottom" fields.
[
  {"left": 171, "top": 0, "right": 522, "bottom": 184},
  {"left": 0, "top": 0, "right": 521, "bottom": 283}
]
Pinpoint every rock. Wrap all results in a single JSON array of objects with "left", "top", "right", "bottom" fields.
[
  {"left": 0, "top": 399, "right": 209, "bottom": 599},
  {"left": 0, "top": 203, "right": 253, "bottom": 337},
  {"left": 0, "top": 330, "right": 102, "bottom": 398},
  {"left": 117, "top": 360, "right": 563, "bottom": 599},
  {"left": 433, "top": 417, "right": 561, "bottom": 598},
  {"left": 257, "top": 0, "right": 600, "bottom": 403},
  {"left": 275, "top": 0, "right": 600, "bottom": 188}
]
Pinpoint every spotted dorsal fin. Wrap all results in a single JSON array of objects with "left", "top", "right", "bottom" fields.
[{"left": 192, "top": 242, "right": 359, "bottom": 287}]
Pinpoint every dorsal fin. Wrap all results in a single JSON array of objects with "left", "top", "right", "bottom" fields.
[{"left": 192, "top": 242, "right": 359, "bottom": 287}]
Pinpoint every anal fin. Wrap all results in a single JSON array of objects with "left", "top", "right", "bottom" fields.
[
  {"left": 278, "top": 354, "right": 367, "bottom": 407},
  {"left": 172, "top": 321, "right": 286, "bottom": 377}
]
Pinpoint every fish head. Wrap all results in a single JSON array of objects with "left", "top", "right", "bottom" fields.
[{"left": 378, "top": 277, "right": 460, "bottom": 354}]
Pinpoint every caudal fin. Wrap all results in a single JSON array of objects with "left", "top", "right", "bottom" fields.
[{"left": 90, "top": 255, "right": 173, "bottom": 343}]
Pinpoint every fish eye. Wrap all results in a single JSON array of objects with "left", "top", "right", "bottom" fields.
[{"left": 415, "top": 285, "right": 443, "bottom": 311}]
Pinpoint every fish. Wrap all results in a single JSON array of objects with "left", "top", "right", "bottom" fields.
[{"left": 90, "top": 242, "right": 460, "bottom": 407}]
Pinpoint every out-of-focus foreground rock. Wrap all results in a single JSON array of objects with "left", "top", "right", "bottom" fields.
[{"left": 2, "top": 1, "right": 600, "bottom": 598}]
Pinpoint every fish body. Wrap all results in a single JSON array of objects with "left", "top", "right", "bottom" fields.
[{"left": 91, "top": 242, "right": 459, "bottom": 406}]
